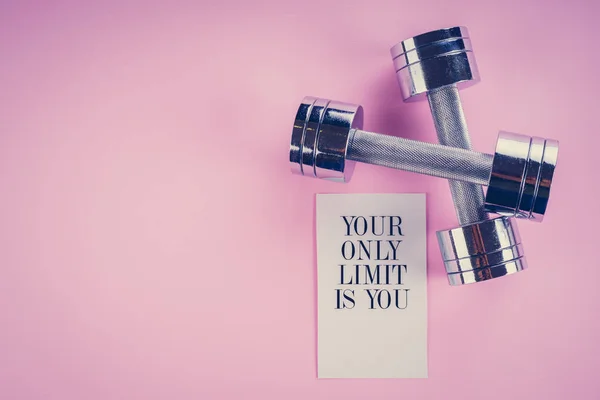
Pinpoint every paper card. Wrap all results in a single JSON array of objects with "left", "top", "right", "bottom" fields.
[{"left": 316, "top": 193, "right": 427, "bottom": 379}]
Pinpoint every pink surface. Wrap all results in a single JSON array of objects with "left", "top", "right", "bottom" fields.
[{"left": 0, "top": 1, "right": 598, "bottom": 399}]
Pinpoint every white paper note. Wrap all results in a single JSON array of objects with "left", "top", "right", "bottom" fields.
[{"left": 316, "top": 193, "right": 427, "bottom": 379}]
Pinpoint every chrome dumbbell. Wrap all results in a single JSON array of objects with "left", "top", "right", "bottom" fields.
[
  {"left": 391, "top": 26, "right": 487, "bottom": 227},
  {"left": 289, "top": 97, "right": 559, "bottom": 285}
]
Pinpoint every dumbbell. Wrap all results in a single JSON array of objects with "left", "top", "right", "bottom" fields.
[
  {"left": 289, "top": 97, "right": 559, "bottom": 285},
  {"left": 391, "top": 26, "right": 487, "bottom": 227},
  {"left": 389, "top": 25, "right": 555, "bottom": 284}
]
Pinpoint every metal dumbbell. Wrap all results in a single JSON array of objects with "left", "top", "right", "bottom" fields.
[
  {"left": 391, "top": 26, "right": 487, "bottom": 227},
  {"left": 390, "top": 25, "right": 554, "bottom": 285},
  {"left": 289, "top": 97, "right": 559, "bottom": 285}
]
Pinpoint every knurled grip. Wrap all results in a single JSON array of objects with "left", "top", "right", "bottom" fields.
[
  {"left": 427, "top": 85, "right": 489, "bottom": 225},
  {"left": 347, "top": 129, "right": 492, "bottom": 185}
]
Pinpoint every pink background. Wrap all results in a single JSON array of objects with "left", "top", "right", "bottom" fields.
[{"left": 1, "top": 1, "right": 598, "bottom": 399}]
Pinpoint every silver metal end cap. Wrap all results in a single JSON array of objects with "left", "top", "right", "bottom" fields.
[
  {"left": 390, "top": 26, "right": 480, "bottom": 101},
  {"left": 289, "top": 96, "right": 363, "bottom": 182},
  {"left": 485, "top": 132, "right": 559, "bottom": 222},
  {"left": 436, "top": 217, "right": 528, "bottom": 286},
  {"left": 447, "top": 258, "right": 527, "bottom": 286}
]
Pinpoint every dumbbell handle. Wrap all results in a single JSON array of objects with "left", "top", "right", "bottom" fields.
[
  {"left": 347, "top": 128, "right": 493, "bottom": 185},
  {"left": 427, "top": 86, "right": 489, "bottom": 225}
]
